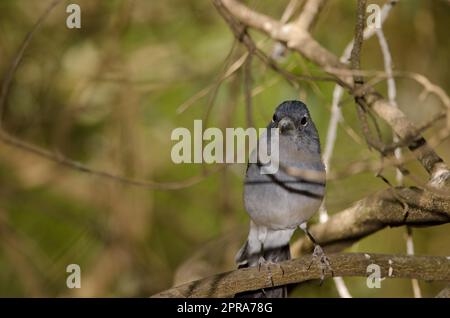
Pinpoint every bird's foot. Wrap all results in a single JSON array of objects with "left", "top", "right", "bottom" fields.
[
  {"left": 308, "top": 244, "right": 333, "bottom": 284},
  {"left": 256, "top": 256, "right": 274, "bottom": 289},
  {"left": 257, "top": 256, "right": 266, "bottom": 271},
  {"left": 258, "top": 257, "right": 285, "bottom": 274},
  {"left": 257, "top": 257, "right": 285, "bottom": 287}
]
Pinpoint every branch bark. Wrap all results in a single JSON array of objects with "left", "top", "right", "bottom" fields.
[
  {"left": 292, "top": 187, "right": 450, "bottom": 255},
  {"left": 295, "top": 0, "right": 327, "bottom": 31},
  {"left": 153, "top": 253, "right": 450, "bottom": 298}
]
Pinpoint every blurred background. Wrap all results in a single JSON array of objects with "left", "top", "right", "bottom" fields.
[{"left": 0, "top": 0, "right": 449, "bottom": 297}]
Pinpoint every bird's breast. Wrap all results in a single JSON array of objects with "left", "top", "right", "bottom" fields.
[{"left": 244, "top": 163, "right": 325, "bottom": 230}]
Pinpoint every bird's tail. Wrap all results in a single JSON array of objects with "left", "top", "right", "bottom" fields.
[{"left": 234, "top": 240, "right": 291, "bottom": 298}]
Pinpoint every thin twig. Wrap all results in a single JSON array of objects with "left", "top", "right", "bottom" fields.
[
  {"left": 0, "top": 0, "right": 63, "bottom": 127},
  {"left": 243, "top": 52, "right": 254, "bottom": 127},
  {"left": 0, "top": 130, "right": 223, "bottom": 190},
  {"left": 375, "top": 17, "right": 422, "bottom": 298}
]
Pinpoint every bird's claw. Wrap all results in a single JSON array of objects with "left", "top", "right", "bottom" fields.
[
  {"left": 258, "top": 256, "right": 285, "bottom": 274},
  {"left": 257, "top": 256, "right": 274, "bottom": 288},
  {"left": 257, "top": 256, "right": 266, "bottom": 272},
  {"left": 257, "top": 257, "right": 285, "bottom": 287},
  {"left": 308, "top": 244, "right": 333, "bottom": 284}
]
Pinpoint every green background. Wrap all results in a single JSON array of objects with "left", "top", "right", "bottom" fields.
[{"left": 0, "top": 0, "right": 448, "bottom": 297}]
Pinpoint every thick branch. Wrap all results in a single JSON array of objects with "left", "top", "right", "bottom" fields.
[
  {"left": 153, "top": 253, "right": 450, "bottom": 298},
  {"left": 217, "top": 0, "right": 345, "bottom": 70},
  {"left": 292, "top": 187, "right": 450, "bottom": 254},
  {"left": 368, "top": 95, "right": 447, "bottom": 177},
  {"left": 295, "top": 0, "right": 327, "bottom": 31}
]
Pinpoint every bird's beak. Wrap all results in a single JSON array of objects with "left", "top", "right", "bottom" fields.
[{"left": 278, "top": 117, "right": 295, "bottom": 133}]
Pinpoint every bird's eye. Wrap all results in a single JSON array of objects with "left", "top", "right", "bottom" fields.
[
  {"left": 272, "top": 114, "right": 277, "bottom": 122},
  {"left": 300, "top": 116, "right": 308, "bottom": 126}
]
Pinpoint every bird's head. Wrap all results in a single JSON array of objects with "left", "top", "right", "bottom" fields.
[{"left": 268, "top": 100, "right": 321, "bottom": 153}]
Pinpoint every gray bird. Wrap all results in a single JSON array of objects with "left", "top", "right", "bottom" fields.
[{"left": 235, "top": 100, "right": 329, "bottom": 298}]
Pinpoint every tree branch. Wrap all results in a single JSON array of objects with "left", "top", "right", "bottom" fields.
[
  {"left": 152, "top": 253, "right": 450, "bottom": 297},
  {"left": 292, "top": 187, "right": 450, "bottom": 255},
  {"left": 0, "top": 0, "right": 63, "bottom": 127},
  {"left": 350, "top": 0, "right": 366, "bottom": 78},
  {"left": 295, "top": 0, "right": 327, "bottom": 31},
  {"left": 215, "top": 0, "right": 449, "bottom": 183},
  {"left": 0, "top": 130, "right": 222, "bottom": 190}
]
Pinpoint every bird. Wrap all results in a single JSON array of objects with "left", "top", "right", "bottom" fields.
[{"left": 235, "top": 100, "right": 330, "bottom": 298}]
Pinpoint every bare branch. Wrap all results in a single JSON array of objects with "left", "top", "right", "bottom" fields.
[
  {"left": 216, "top": 0, "right": 449, "bottom": 182},
  {"left": 295, "top": 0, "right": 327, "bottom": 31},
  {"left": 243, "top": 52, "right": 254, "bottom": 127},
  {"left": 350, "top": 0, "right": 366, "bottom": 80},
  {"left": 0, "top": 130, "right": 222, "bottom": 190},
  {"left": 177, "top": 42, "right": 244, "bottom": 114},
  {"left": 292, "top": 187, "right": 450, "bottom": 255},
  {"left": 152, "top": 253, "right": 450, "bottom": 297},
  {"left": 0, "top": 0, "right": 63, "bottom": 127},
  {"left": 218, "top": 0, "right": 346, "bottom": 71},
  {"left": 406, "top": 227, "right": 422, "bottom": 297},
  {"left": 320, "top": 0, "right": 401, "bottom": 221}
]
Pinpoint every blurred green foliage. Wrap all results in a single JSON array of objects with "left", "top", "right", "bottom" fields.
[{"left": 0, "top": 0, "right": 449, "bottom": 297}]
